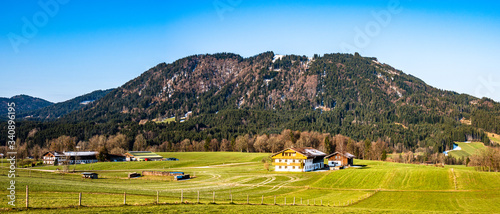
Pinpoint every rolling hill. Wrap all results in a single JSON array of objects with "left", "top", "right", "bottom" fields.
[
  {"left": 448, "top": 142, "right": 486, "bottom": 159},
  {"left": 0, "top": 95, "right": 53, "bottom": 119},
  {"left": 18, "top": 89, "right": 113, "bottom": 120}
]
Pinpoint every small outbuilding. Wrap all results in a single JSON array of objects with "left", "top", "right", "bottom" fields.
[
  {"left": 128, "top": 172, "right": 141, "bottom": 178},
  {"left": 325, "top": 152, "right": 355, "bottom": 169},
  {"left": 174, "top": 174, "right": 190, "bottom": 181},
  {"left": 82, "top": 172, "right": 98, "bottom": 179}
]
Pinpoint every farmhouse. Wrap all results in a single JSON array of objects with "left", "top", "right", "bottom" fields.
[
  {"left": 125, "top": 151, "right": 164, "bottom": 161},
  {"left": 325, "top": 152, "right": 355, "bottom": 169},
  {"left": 42, "top": 151, "right": 98, "bottom": 165},
  {"left": 271, "top": 147, "right": 326, "bottom": 172}
]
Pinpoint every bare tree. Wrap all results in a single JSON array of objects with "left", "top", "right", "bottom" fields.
[
  {"left": 180, "top": 139, "right": 190, "bottom": 152},
  {"left": 210, "top": 138, "right": 220, "bottom": 152},
  {"left": 235, "top": 135, "right": 247, "bottom": 152},
  {"left": 133, "top": 134, "right": 146, "bottom": 151},
  {"left": 254, "top": 135, "right": 269, "bottom": 153},
  {"left": 268, "top": 135, "right": 284, "bottom": 153},
  {"left": 220, "top": 139, "right": 230, "bottom": 152}
]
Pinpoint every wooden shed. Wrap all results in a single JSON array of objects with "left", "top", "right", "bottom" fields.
[
  {"left": 128, "top": 172, "right": 141, "bottom": 178},
  {"left": 325, "top": 152, "right": 355, "bottom": 168},
  {"left": 82, "top": 172, "right": 98, "bottom": 179}
]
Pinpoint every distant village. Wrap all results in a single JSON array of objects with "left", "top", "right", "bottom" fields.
[{"left": 42, "top": 151, "right": 165, "bottom": 165}]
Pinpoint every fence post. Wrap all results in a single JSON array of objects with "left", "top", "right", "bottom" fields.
[
  {"left": 284, "top": 197, "right": 286, "bottom": 205},
  {"left": 26, "top": 185, "right": 29, "bottom": 208},
  {"left": 230, "top": 191, "right": 232, "bottom": 203},
  {"left": 197, "top": 191, "right": 200, "bottom": 204},
  {"left": 124, "top": 192, "right": 126, "bottom": 205},
  {"left": 261, "top": 195, "right": 264, "bottom": 204},
  {"left": 321, "top": 199, "right": 323, "bottom": 206},
  {"left": 274, "top": 196, "right": 276, "bottom": 205},
  {"left": 181, "top": 190, "right": 183, "bottom": 203},
  {"left": 156, "top": 191, "right": 159, "bottom": 204},
  {"left": 247, "top": 195, "right": 249, "bottom": 204},
  {"left": 79, "top": 192, "right": 82, "bottom": 206},
  {"left": 293, "top": 197, "right": 295, "bottom": 205},
  {"left": 212, "top": 191, "right": 215, "bottom": 203}
]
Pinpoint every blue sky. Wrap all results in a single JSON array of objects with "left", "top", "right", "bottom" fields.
[{"left": 1, "top": 0, "right": 500, "bottom": 102}]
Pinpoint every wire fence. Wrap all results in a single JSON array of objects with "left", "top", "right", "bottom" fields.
[{"left": 5, "top": 186, "right": 377, "bottom": 210}]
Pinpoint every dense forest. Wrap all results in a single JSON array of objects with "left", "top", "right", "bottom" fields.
[
  {"left": 0, "top": 95, "right": 53, "bottom": 119},
  {"left": 1, "top": 52, "right": 500, "bottom": 161},
  {"left": 18, "top": 89, "right": 113, "bottom": 121}
]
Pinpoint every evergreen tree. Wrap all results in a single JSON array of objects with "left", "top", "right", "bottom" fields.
[
  {"left": 381, "top": 150, "right": 387, "bottom": 161},
  {"left": 98, "top": 146, "right": 109, "bottom": 162}
]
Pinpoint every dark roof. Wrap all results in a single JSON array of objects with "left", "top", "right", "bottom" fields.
[
  {"left": 43, "top": 151, "right": 98, "bottom": 157},
  {"left": 43, "top": 151, "right": 63, "bottom": 157},
  {"left": 126, "top": 151, "right": 163, "bottom": 159},
  {"left": 81, "top": 172, "right": 98, "bottom": 175},
  {"left": 272, "top": 147, "right": 326, "bottom": 158},
  {"left": 325, "top": 152, "right": 356, "bottom": 159}
]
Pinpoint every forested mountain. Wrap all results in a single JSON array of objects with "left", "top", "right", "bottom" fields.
[
  {"left": 19, "top": 89, "right": 113, "bottom": 121},
  {"left": 0, "top": 95, "right": 53, "bottom": 119},
  {"left": 3, "top": 52, "right": 500, "bottom": 154}
]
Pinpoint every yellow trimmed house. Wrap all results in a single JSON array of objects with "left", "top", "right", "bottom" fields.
[{"left": 271, "top": 147, "right": 326, "bottom": 172}]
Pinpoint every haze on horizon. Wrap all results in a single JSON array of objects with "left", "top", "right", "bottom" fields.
[{"left": 1, "top": 0, "right": 499, "bottom": 103}]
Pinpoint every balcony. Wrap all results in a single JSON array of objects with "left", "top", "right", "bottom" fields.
[{"left": 272, "top": 162, "right": 303, "bottom": 167}]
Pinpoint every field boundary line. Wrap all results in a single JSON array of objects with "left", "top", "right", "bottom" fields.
[
  {"left": 347, "top": 189, "right": 379, "bottom": 207},
  {"left": 451, "top": 168, "right": 457, "bottom": 190}
]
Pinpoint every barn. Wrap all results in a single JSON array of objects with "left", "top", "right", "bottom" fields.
[
  {"left": 124, "top": 151, "right": 164, "bottom": 161},
  {"left": 42, "top": 151, "right": 98, "bottom": 165},
  {"left": 325, "top": 152, "right": 355, "bottom": 169}
]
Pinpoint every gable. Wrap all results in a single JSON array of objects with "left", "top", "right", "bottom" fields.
[{"left": 272, "top": 149, "right": 307, "bottom": 159}]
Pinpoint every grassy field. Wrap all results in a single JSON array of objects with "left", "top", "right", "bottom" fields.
[
  {"left": 1, "top": 152, "right": 499, "bottom": 213},
  {"left": 487, "top": 132, "right": 500, "bottom": 145},
  {"left": 448, "top": 142, "right": 486, "bottom": 159},
  {"left": 155, "top": 117, "right": 176, "bottom": 124}
]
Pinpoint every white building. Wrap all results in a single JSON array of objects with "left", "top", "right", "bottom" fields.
[
  {"left": 43, "top": 151, "right": 98, "bottom": 165},
  {"left": 271, "top": 147, "right": 326, "bottom": 172}
]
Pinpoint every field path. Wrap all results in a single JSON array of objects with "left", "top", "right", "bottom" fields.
[{"left": 188, "top": 162, "right": 256, "bottom": 168}]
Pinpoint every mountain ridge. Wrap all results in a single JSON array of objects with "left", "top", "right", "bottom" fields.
[
  {"left": 0, "top": 95, "right": 54, "bottom": 119},
  {"left": 3, "top": 52, "right": 500, "bottom": 153}
]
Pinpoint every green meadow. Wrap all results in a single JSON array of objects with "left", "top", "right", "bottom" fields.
[
  {"left": 448, "top": 142, "right": 486, "bottom": 159},
  {"left": 0, "top": 152, "right": 499, "bottom": 213}
]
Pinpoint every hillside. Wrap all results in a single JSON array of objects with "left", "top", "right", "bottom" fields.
[
  {"left": 18, "top": 89, "right": 113, "bottom": 120},
  {"left": 4, "top": 52, "right": 500, "bottom": 152},
  {"left": 448, "top": 142, "right": 486, "bottom": 159},
  {"left": 0, "top": 95, "right": 53, "bottom": 119}
]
